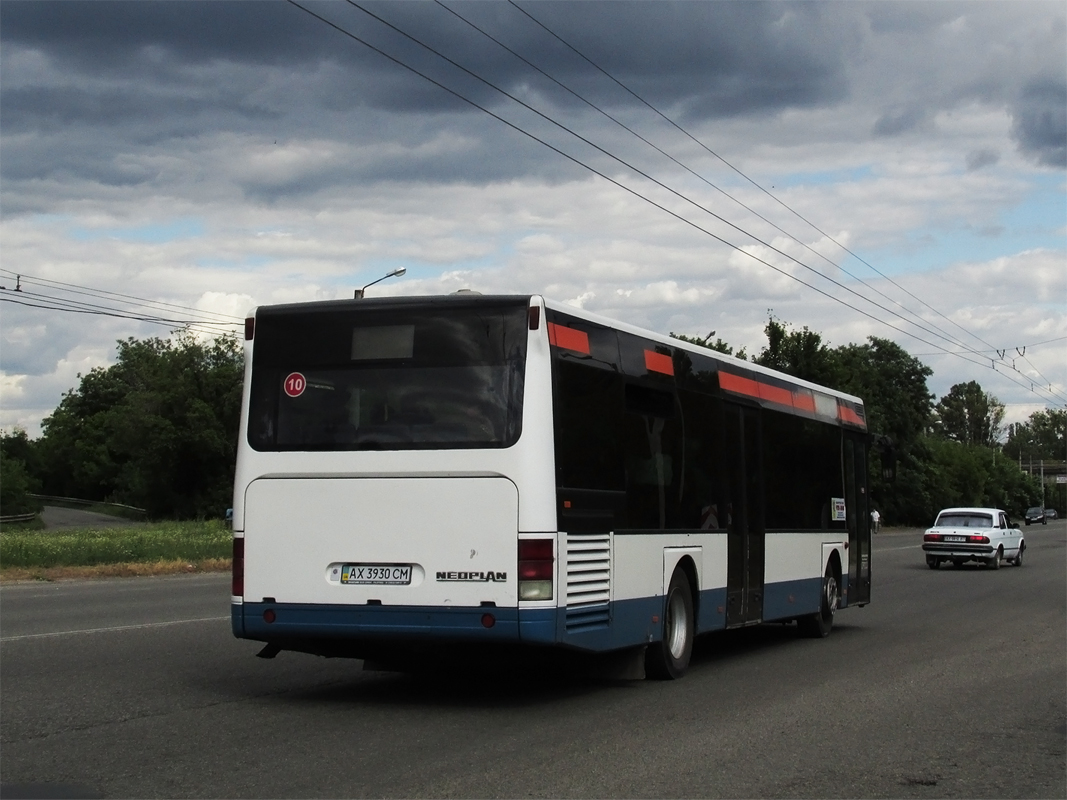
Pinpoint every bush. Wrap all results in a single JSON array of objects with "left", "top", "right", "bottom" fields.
[{"left": 0, "top": 451, "right": 42, "bottom": 516}]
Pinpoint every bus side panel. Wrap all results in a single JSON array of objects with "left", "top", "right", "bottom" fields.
[
  {"left": 762, "top": 533, "right": 844, "bottom": 621},
  {"left": 555, "top": 531, "right": 728, "bottom": 651}
]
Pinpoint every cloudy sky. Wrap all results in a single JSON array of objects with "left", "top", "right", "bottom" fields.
[{"left": 1, "top": 0, "right": 1064, "bottom": 437}]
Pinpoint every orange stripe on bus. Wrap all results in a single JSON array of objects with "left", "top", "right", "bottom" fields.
[
  {"left": 547, "top": 323, "right": 590, "bottom": 355},
  {"left": 792, "top": 392, "right": 816, "bottom": 413},
  {"left": 644, "top": 350, "right": 674, "bottom": 375},
  {"left": 758, "top": 383, "right": 793, "bottom": 407},
  {"left": 718, "top": 371, "right": 760, "bottom": 398},
  {"left": 838, "top": 404, "right": 866, "bottom": 427}
]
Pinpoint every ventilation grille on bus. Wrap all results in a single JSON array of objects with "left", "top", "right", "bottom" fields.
[{"left": 565, "top": 533, "right": 611, "bottom": 632}]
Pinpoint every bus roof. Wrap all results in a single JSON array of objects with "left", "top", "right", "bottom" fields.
[{"left": 540, "top": 297, "right": 865, "bottom": 407}]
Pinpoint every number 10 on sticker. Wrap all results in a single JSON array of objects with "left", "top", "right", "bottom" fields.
[{"left": 284, "top": 372, "right": 306, "bottom": 397}]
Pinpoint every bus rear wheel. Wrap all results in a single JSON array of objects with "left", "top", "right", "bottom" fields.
[
  {"left": 798, "top": 564, "right": 839, "bottom": 638},
  {"left": 645, "top": 568, "right": 694, "bottom": 680}
]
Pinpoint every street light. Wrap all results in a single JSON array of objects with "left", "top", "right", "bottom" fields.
[{"left": 354, "top": 267, "right": 406, "bottom": 299}]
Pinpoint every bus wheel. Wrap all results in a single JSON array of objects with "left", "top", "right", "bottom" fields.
[
  {"left": 798, "top": 564, "right": 839, "bottom": 638},
  {"left": 645, "top": 568, "right": 694, "bottom": 680}
]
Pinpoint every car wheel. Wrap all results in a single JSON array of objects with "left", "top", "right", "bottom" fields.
[
  {"left": 1014, "top": 542, "right": 1025, "bottom": 567},
  {"left": 798, "top": 564, "right": 839, "bottom": 638},
  {"left": 645, "top": 568, "right": 694, "bottom": 680},
  {"left": 952, "top": 559, "right": 965, "bottom": 568},
  {"left": 926, "top": 556, "right": 940, "bottom": 570},
  {"left": 987, "top": 547, "right": 1002, "bottom": 570}
]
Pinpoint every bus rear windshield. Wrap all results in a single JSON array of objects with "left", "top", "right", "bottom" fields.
[{"left": 248, "top": 301, "right": 528, "bottom": 451}]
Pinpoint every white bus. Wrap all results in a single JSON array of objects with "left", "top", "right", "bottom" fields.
[{"left": 231, "top": 293, "right": 871, "bottom": 679}]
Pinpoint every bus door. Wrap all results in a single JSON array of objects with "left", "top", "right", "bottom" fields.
[
  {"left": 843, "top": 433, "right": 871, "bottom": 605},
  {"left": 724, "top": 404, "right": 765, "bottom": 626}
]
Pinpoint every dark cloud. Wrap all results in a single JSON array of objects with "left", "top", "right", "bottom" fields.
[
  {"left": 2, "top": 0, "right": 1063, "bottom": 205},
  {"left": 872, "top": 106, "right": 928, "bottom": 137},
  {"left": 0, "top": 1, "right": 332, "bottom": 69},
  {"left": 0, "top": 0, "right": 868, "bottom": 200},
  {"left": 965, "top": 149, "right": 1000, "bottom": 171},
  {"left": 1010, "top": 80, "right": 1067, "bottom": 168},
  {"left": 1, "top": 1, "right": 856, "bottom": 118}
]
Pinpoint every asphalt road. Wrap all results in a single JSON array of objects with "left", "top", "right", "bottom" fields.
[{"left": 2, "top": 524, "right": 1064, "bottom": 799}]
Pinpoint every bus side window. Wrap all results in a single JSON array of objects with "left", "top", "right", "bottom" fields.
[
  {"left": 621, "top": 382, "right": 683, "bottom": 530},
  {"left": 552, "top": 360, "right": 625, "bottom": 492},
  {"left": 762, "top": 414, "right": 843, "bottom": 530},
  {"left": 677, "top": 388, "right": 725, "bottom": 530}
]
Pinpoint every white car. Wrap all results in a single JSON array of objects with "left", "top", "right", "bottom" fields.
[{"left": 922, "top": 507, "right": 1025, "bottom": 570}]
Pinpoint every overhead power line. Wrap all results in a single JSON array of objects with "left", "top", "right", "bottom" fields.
[
  {"left": 0, "top": 271, "right": 243, "bottom": 338},
  {"left": 444, "top": 0, "right": 987, "bottom": 363},
  {"left": 343, "top": 1, "right": 1002, "bottom": 366},
  {"left": 286, "top": 0, "right": 1064, "bottom": 406},
  {"left": 506, "top": 0, "right": 1006, "bottom": 360},
  {"left": 0, "top": 270, "right": 244, "bottom": 326}
]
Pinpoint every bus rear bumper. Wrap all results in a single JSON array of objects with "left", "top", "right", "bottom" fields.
[{"left": 235, "top": 601, "right": 547, "bottom": 645}]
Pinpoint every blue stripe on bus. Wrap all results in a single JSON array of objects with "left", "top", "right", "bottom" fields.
[
  {"left": 762, "top": 577, "right": 822, "bottom": 620},
  {"left": 234, "top": 577, "right": 841, "bottom": 652},
  {"left": 239, "top": 602, "right": 522, "bottom": 642},
  {"left": 231, "top": 604, "right": 245, "bottom": 638}
]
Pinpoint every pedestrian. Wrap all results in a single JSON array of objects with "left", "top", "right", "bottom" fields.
[{"left": 871, "top": 508, "right": 881, "bottom": 533}]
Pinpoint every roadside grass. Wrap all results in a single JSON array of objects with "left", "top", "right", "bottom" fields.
[
  {"left": 0, "top": 519, "right": 232, "bottom": 581},
  {"left": 0, "top": 516, "right": 46, "bottom": 533}
]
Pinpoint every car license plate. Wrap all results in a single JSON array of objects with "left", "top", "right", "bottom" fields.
[
  {"left": 341, "top": 564, "right": 412, "bottom": 585},
  {"left": 944, "top": 536, "right": 965, "bottom": 542}
]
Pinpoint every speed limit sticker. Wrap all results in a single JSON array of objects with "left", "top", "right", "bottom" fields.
[{"left": 283, "top": 372, "right": 307, "bottom": 397}]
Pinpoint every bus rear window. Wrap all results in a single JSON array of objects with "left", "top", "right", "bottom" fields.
[{"left": 248, "top": 301, "right": 528, "bottom": 451}]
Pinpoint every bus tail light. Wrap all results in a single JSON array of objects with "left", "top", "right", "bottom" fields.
[
  {"left": 245, "top": 317, "right": 255, "bottom": 340},
  {"left": 232, "top": 537, "right": 244, "bottom": 597},
  {"left": 518, "top": 539, "right": 553, "bottom": 601}
]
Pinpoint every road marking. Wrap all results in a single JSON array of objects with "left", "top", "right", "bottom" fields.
[
  {"left": 878, "top": 545, "right": 922, "bottom": 551},
  {"left": 1, "top": 616, "right": 229, "bottom": 642}
]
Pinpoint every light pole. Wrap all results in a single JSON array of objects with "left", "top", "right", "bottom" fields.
[{"left": 354, "top": 267, "right": 406, "bottom": 298}]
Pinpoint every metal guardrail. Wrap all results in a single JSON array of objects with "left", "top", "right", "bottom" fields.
[
  {"left": 28, "top": 494, "right": 146, "bottom": 514},
  {"left": 0, "top": 512, "right": 38, "bottom": 524}
]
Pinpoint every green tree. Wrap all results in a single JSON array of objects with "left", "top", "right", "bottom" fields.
[
  {"left": 918, "top": 438, "right": 1040, "bottom": 521},
  {"left": 754, "top": 318, "right": 834, "bottom": 385},
  {"left": 933, "top": 381, "right": 1005, "bottom": 446},
  {"left": 1003, "top": 408, "right": 1067, "bottom": 462},
  {"left": 0, "top": 448, "right": 42, "bottom": 515},
  {"left": 37, "top": 331, "right": 243, "bottom": 518}
]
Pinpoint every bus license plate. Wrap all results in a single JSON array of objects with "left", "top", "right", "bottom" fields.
[
  {"left": 944, "top": 536, "right": 965, "bottom": 542},
  {"left": 341, "top": 564, "right": 412, "bottom": 585}
]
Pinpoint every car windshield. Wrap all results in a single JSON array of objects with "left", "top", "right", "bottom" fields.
[
  {"left": 934, "top": 513, "right": 993, "bottom": 528},
  {"left": 1027, "top": 507, "right": 1043, "bottom": 514}
]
